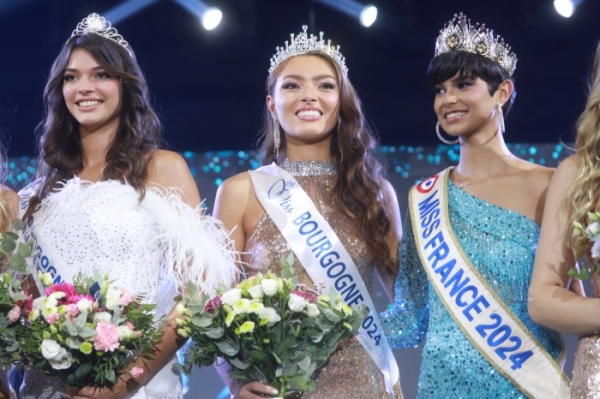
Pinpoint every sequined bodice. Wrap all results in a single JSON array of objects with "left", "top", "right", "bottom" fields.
[
  {"left": 381, "top": 179, "right": 563, "bottom": 398},
  {"left": 244, "top": 160, "right": 388, "bottom": 399}
]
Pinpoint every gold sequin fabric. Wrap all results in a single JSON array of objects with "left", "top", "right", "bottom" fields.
[
  {"left": 243, "top": 170, "right": 392, "bottom": 399},
  {"left": 571, "top": 273, "right": 600, "bottom": 399}
]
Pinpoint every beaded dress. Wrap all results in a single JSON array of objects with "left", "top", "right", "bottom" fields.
[
  {"left": 571, "top": 273, "right": 600, "bottom": 398},
  {"left": 243, "top": 159, "right": 395, "bottom": 399},
  {"left": 16, "top": 178, "right": 237, "bottom": 399},
  {"left": 380, "top": 178, "right": 564, "bottom": 398}
]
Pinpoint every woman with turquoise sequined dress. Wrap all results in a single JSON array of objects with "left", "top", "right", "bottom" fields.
[{"left": 380, "top": 13, "right": 569, "bottom": 398}]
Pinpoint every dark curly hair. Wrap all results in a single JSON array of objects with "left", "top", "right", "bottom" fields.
[
  {"left": 257, "top": 52, "right": 395, "bottom": 274},
  {"left": 24, "top": 33, "right": 162, "bottom": 219}
]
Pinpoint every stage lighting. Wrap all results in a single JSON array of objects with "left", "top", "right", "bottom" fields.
[
  {"left": 315, "top": 0, "right": 378, "bottom": 28},
  {"left": 103, "top": 0, "right": 160, "bottom": 25},
  {"left": 173, "top": 0, "right": 223, "bottom": 30},
  {"left": 554, "top": 0, "right": 584, "bottom": 18},
  {"left": 359, "top": 5, "right": 377, "bottom": 27}
]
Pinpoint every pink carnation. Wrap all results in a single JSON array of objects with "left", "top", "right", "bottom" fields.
[
  {"left": 94, "top": 322, "right": 121, "bottom": 352},
  {"left": 129, "top": 366, "right": 144, "bottom": 378},
  {"left": 291, "top": 289, "right": 318, "bottom": 303},
  {"left": 7, "top": 306, "right": 20, "bottom": 324}
]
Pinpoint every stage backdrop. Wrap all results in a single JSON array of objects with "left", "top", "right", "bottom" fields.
[{"left": 7, "top": 142, "right": 576, "bottom": 399}]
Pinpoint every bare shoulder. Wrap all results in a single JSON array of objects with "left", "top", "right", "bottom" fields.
[
  {"left": 216, "top": 171, "right": 253, "bottom": 202},
  {"left": 521, "top": 163, "right": 555, "bottom": 189},
  {"left": 0, "top": 185, "right": 18, "bottom": 218},
  {"left": 147, "top": 150, "right": 190, "bottom": 180}
]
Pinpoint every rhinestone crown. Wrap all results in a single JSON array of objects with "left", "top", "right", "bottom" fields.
[
  {"left": 71, "top": 13, "right": 132, "bottom": 57},
  {"left": 435, "top": 13, "right": 517, "bottom": 75},
  {"left": 269, "top": 25, "right": 347, "bottom": 75}
]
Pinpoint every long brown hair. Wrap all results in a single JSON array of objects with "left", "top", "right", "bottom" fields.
[
  {"left": 24, "top": 33, "right": 162, "bottom": 220},
  {"left": 257, "top": 52, "right": 395, "bottom": 273},
  {"left": 567, "top": 41, "right": 600, "bottom": 258}
]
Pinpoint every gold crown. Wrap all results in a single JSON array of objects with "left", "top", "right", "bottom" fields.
[
  {"left": 435, "top": 13, "right": 517, "bottom": 75},
  {"left": 269, "top": 25, "right": 348, "bottom": 75},
  {"left": 71, "top": 13, "right": 132, "bottom": 57}
]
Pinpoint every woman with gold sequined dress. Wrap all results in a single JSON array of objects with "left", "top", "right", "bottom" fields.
[
  {"left": 529, "top": 40, "right": 600, "bottom": 399},
  {"left": 213, "top": 26, "right": 403, "bottom": 399},
  {"left": 380, "top": 13, "right": 568, "bottom": 398}
]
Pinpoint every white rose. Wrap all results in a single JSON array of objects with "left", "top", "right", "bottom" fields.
[
  {"left": 38, "top": 272, "right": 54, "bottom": 287},
  {"left": 288, "top": 293, "right": 307, "bottom": 312},
  {"left": 77, "top": 298, "right": 94, "bottom": 313},
  {"left": 105, "top": 286, "right": 123, "bottom": 311},
  {"left": 232, "top": 299, "right": 251, "bottom": 314},
  {"left": 257, "top": 307, "right": 281, "bottom": 327},
  {"left": 221, "top": 288, "right": 242, "bottom": 306},
  {"left": 592, "top": 239, "right": 600, "bottom": 259},
  {"left": 41, "top": 339, "right": 64, "bottom": 361},
  {"left": 248, "top": 285, "right": 264, "bottom": 299},
  {"left": 305, "top": 303, "right": 320, "bottom": 317},
  {"left": 94, "top": 311, "right": 112, "bottom": 323},
  {"left": 49, "top": 349, "right": 73, "bottom": 370},
  {"left": 261, "top": 279, "right": 278, "bottom": 297},
  {"left": 587, "top": 221, "right": 600, "bottom": 239}
]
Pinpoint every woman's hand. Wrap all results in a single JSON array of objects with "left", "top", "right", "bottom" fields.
[{"left": 236, "top": 381, "right": 279, "bottom": 399}]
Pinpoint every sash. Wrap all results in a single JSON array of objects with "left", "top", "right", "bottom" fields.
[
  {"left": 249, "top": 163, "right": 402, "bottom": 399},
  {"left": 409, "top": 167, "right": 570, "bottom": 399}
]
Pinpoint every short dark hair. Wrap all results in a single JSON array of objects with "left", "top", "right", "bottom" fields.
[{"left": 426, "top": 51, "right": 516, "bottom": 115}]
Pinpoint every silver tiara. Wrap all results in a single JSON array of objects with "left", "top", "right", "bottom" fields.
[
  {"left": 269, "top": 25, "right": 348, "bottom": 75},
  {"left": 70, "top": 13, "right": 132, "bottom": 57},
  {"left": 435, "top": 13, "right": 517, "bottom": 76}
]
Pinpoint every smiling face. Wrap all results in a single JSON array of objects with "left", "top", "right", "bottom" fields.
[
  {"left": 62, "top": 48, "right": 122, "bottom": 135},
  {"left": 267, "top": 55, "right": 340, "bottom": 148},
  {"left": 433, "top": 73, "right": 504, "bottom": 140}
]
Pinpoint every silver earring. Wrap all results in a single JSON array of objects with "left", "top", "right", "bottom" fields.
[
  {"left": 273, "top": 116, "right": 281, "bottom": 159},
  {"left": 436, "top": 122, "right": 459, "bottom": 145},
  {"left": 498, "top": 105, "right": 505, "bottom": 134}
]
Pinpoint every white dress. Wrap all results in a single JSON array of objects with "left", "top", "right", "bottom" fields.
[{"left": 17, "top": 178, "right": 237, "bottom": 399}]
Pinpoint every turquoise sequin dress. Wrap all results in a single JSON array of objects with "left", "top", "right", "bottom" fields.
[{"left": 381, "top": 179, "right": 564, "bottom": 398}]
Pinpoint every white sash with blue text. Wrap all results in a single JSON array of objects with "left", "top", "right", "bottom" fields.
[
  {"left": 250, "top": 163, "right": 402, "bottom": 399},
  {"left": 409, "top": 167, "right": 569, "bottom": 399}
]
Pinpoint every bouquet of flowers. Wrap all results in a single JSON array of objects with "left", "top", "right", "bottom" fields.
[
  {"left": 0, "top": 218, "right": 36, "bottom": 367},
  {"left": 176, "top": 253, "right": 367, "bottom": 397},
  {"left": 12, "top": 271, "right": 164, "bottom": 389},
  {"left": 569, "top": 211, "right": 600, "bottom": 279}
]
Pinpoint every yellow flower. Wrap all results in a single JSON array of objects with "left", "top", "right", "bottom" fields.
[
  {"left": 343, "top": 322, "right": 353, "bottom": 331},
  {"left": 235, "top": 321, "right": 255, "bottom": 335},
  {"left": 225, "top": 311, "right": 236, "bottom": 327},
  {"left": 248, "top": 302, "right": 264, "bottom": 313},
  {"left": 80, "top": 341, "right": 93, "bottom": 355}
]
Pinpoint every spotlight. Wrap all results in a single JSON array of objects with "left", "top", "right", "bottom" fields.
[
  {"left": 553, "top": 0, "right": 584, "bottom": 18},
  {"left": 173, "top": 0, "right": 223, "bottom": 30},
  {"left": 359, "top": 5, "right": 377, "bottom": 28},
  {"left": 103, "top": 0, "right": 160, "bottom": 25},
  {"left": 315, "top": 0, "right": 378, "bottom": 28}
]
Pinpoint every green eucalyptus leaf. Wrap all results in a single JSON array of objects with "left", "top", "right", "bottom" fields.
[
  {"left": 9, "top": 256, "right": 27, "bottom": 273},
  {"left": 11, "top": 219, "right": 24, "bottom": 231},
  {"left": 1, "top": 240, "right": 15, "bottom": 253}
]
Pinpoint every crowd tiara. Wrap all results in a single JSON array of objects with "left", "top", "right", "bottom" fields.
[
  {"left": 70, "top": 13, "right": 132, "bottom": 57},
  {"left": 269, "top": 25, "right": 348, "bottom": 75},
  {"left": 434, "top": 13, "right": 517, "bottom": 76}
]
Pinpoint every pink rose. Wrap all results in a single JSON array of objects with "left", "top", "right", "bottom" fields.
[
  {"left": 119, "top": 291, "right": 134, "bottom": 307},
  {"left": 93, "top": 322, "right": 120, "bottom": 352},
  {"left": 46, "top": 313, "right": 60, "bottom": 325},
  {"left": 204, "top": 296, "right": 222, "bottom": 313},
  {"left": 129, "top": 366, "right": 144, "bottom": 378},
  {"left": 66, "top": 304, "right": 79, "bottom": 317},
  {"left": 7, "top": 306, "right": 20, "bottom": 324}
]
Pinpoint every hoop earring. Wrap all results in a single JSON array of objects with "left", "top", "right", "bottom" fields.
[
  {"left": 498, "top": 105, "right": 505, "bottom": 134},
  {"left": 436, "top": 122, "right": 459, "bottom": 145},
  {"left": 273, "top": 116, "right": 281, "bottom": 159}
]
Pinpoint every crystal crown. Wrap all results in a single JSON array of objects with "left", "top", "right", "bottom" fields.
[
  {"left": 435, "top": 13, "right": 517, "bottom": 75},
  {"left": 71, "top": 13, "right": 132, "bottom": 57},
  {"left": 269, "top": 25, "right": 347, "bottom": 75}
]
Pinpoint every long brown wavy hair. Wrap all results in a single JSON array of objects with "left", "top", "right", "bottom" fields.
[
  {"left": 257, "top": 52, "right": 394, "bottom": 273},
  {"left": 567, "top": 41, "right": 600, "bottom": 259},
  {"left": 24, "top": 33, "right": 162, "bottom": 220}
]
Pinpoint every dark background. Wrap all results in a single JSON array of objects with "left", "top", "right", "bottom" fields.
[{"left": 1, "top": 0, "right": 599, "bottom": 157}]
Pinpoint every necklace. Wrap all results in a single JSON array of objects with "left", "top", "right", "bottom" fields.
[
  {"left": 453, "top": 154, "right": 513, "bottom": 190},
  {"left": 281, "top": 159, "right": 337, "bottom": 177}
]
